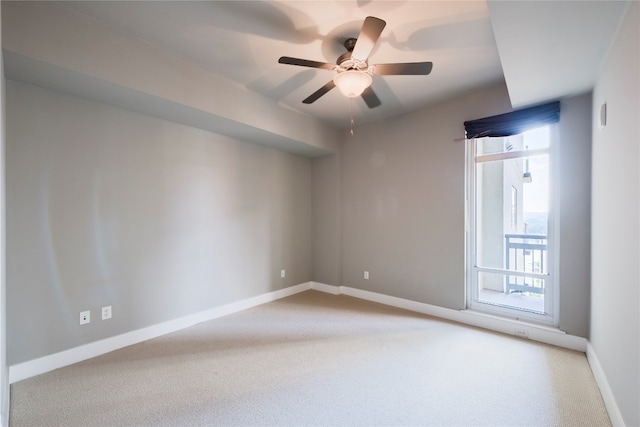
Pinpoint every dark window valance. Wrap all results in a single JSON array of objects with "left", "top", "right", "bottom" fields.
[{"left": 464, "top": 101, "right": 560, "bottom": 139}]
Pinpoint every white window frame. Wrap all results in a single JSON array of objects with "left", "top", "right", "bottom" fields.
[{"left": 465, "top": 126, "right": 559, "bottom": 326}]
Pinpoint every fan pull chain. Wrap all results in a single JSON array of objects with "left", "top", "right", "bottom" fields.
[{"left": 349, "top": 98, "right": 355, "bottom": 136}]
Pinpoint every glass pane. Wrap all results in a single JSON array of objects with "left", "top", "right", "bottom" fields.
[
  {"left": 476, "top": 126, "right": 550, "bottom": 157},
  {"left": 477, "top": 271, "right": 545, "bottom": 314},
  {"left": 475, "top": 154, "right": 549, "bottom": 272}
]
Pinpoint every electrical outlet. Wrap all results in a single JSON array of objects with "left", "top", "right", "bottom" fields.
[
  {"left": 514, "top": 328, "right": 529, "bottom": 339},
  {"left": 102, "top": 306, "right": 112, "bottom": 320},
  {"left": 281, "top": 269, "right": 286, "bottom": 278},
  {"left": 364, "top": 271, "right": 369, "bottom": 280},
  {"left": 80, "top": 310, "right": 90, "bottom": 325}
]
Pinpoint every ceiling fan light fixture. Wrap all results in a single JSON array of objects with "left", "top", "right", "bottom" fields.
[{"left": 333, "top": 71, "right": 372, "bottom": 98}]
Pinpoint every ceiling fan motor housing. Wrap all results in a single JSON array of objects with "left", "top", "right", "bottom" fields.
[{"left": 337, "top": 38, "right": 368, "bottom": 71}]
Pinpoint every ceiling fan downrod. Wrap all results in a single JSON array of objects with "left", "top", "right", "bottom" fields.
[{"left": 343, "top": 38, "right": 357, "bottom": 52}]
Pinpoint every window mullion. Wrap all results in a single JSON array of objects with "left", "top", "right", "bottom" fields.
[{"left": 475, "top": 147, "right": 549, "bottom": 163}]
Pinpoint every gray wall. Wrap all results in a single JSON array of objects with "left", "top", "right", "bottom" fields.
[
  {"left": 5, "top": 69, "right": 591, "bottom": 367},
  {"left": 591, "top": 2, "right": 640, "bottom": 426},
  {"left": 312, "top": 83, "right": 593, "bottom": 337},
  {"left": 6, "top": 81, "right": 312, "bottom": 365},
  {"left": 311, "top": 154, "right": 342, "bottom": 287},
  {"left": 339, "top": 84, "right": 512, "bottom": 309},
  {"left": 556, "top": 94, "right": 592, "bottom": 338},
  {"left": 0, "top": 3, "right": 9, "bottom": 424}
]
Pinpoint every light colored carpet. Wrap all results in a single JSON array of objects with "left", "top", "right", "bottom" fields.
[{"left": 10, "top": 291, "right": 610, "bottom": 426}]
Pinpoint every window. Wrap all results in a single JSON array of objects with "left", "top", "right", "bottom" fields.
[
  {"left": 463, "top": 102, "right": 560, "bottom": 325},
  {"left": 467, "top": 127, "right": 555, "bottom": 324}
]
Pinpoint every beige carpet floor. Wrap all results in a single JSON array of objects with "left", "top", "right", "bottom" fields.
[{"left": 10, "top": 291, "right": 610, "bottom": 426}]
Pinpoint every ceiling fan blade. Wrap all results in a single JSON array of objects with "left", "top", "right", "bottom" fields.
[
  {"left": 351, "top": 16, "right": 386, "bottom": 62},
  {"left": 373, "top": 62, "right": 433, "bottom": 75},
  {"left": 302, "top": 81, "right": 336, "bottom": 104},
  {"left": 361, "top": 87, "right": 382, "bottom": 108},
  {"left": 278, "top": 56, "right": 335, "bottom": 70}
]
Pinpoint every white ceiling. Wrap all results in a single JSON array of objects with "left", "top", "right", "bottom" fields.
[
  {"left": 5, "top": 1, "right": 629, "bottom": 131},
  {"left": 59, "top": 0, "right": 505, "bottom": 129},
  {"left": 488, "top": 0, "right": 629, "bottom": 108}
]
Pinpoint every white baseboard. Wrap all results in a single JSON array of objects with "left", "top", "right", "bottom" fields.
[
  {"left": 586, "top": 342, "right": 625, "bottom": 426},
  {"left": 310, "top": 282, "right": 586, "bottom": 352},
  {"left": 310, "top": 281, "right": 341, "bottom": 295},
  {"left": 9, "top": 282, "right": 620, "bottom": 425},
  {"left": 310, "top": 284, "right": 627, "bottom": 421},
  {"left": 9, "top": 282, "right": 312, "bottom": 384},
  {"left": 9, "top": 282, "right": 589, "bottom": 381}
]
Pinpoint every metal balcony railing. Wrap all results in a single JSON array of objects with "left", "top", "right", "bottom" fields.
[{"left": 505, "top": 234, "right": 547, "bottom": 294}]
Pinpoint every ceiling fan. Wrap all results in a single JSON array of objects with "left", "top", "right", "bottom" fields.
[{"left": 278, "top": 16, "right": 433, "bottom": 108}]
